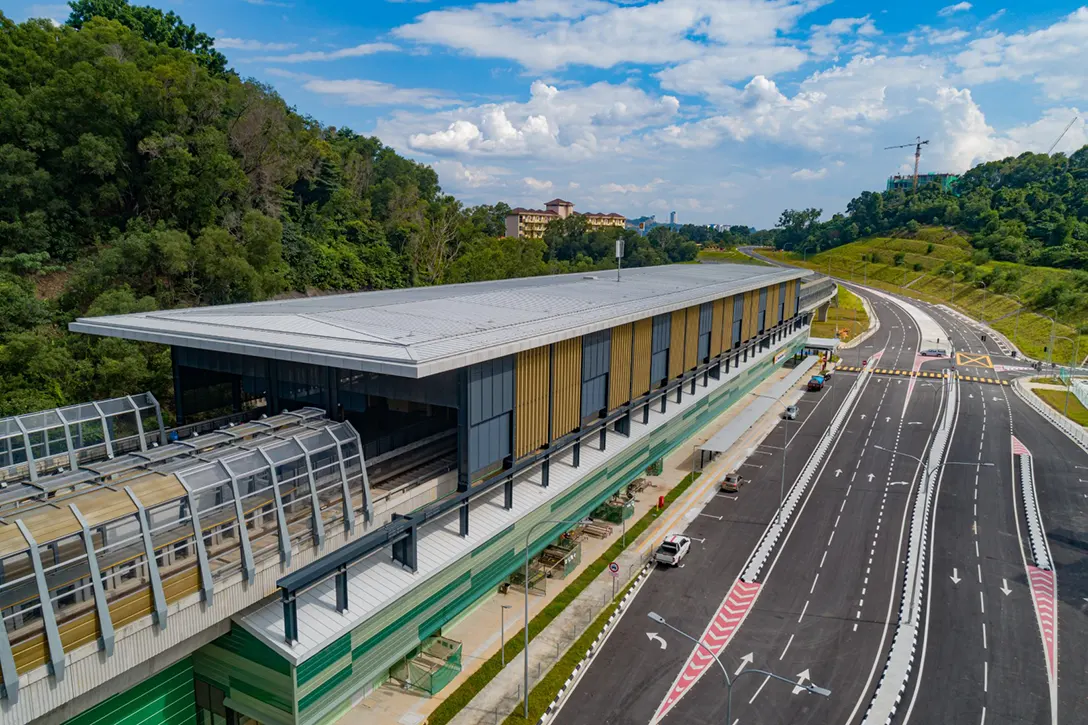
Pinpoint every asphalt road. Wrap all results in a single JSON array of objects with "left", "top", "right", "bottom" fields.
[{"left": 556, "top": 291, "right": 940, "bottom": 725}]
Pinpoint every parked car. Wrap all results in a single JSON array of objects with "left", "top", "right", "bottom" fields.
[
  {"left": 807, "top": 375, "right": 825, "bottom": 391},
  {"left": 655, "top": 535, "right": 692, "bottom": 566},
  {"left": 920, "top": 348, "right": 946, "bottom": 357},
  {"left": 721, "top": 472, "right": 746, "bottom": 492},
  {"left": 784, "top": 404, "right": 799, "bottom": 420}
]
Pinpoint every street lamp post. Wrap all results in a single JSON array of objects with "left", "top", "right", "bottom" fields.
[
  {"left": 1009, "top": 294, "right": 1023, "bottom": 352},
  {"left": 754, "top": 393, "right": 790, "bottom": 526},
  {"left": 522, "top": 518, "right": 586, "bottom": 717},
  {"left": 1054, "top": 336, "right": 1080, "bottom": 417},
  {"left": 1044, "top": 307, "right": 1058, "bottom": 367},
  {"left": 501, "top": 605, "right": 512, "bottom": 665},
  {"left": 647, "top": 612, "right": 830, "bottom": 724},
  {"left": 976, "top": 281, "right": 988, "bottom": 323}
]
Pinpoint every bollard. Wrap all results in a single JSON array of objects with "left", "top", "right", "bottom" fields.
[{"left": 658, "top": 494, "right": 665, "bottom": 509}]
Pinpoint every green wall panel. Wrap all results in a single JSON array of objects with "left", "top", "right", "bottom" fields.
[
  {"left": 63, "top": 658, "right": 196, "bottom": 725},
  {"left": 297, "top": 635, "right": 350, "bottom": 687}
]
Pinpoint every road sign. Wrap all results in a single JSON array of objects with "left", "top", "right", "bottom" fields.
[{"left": 608, "top": 562, "right": 620, "bottom": 576}]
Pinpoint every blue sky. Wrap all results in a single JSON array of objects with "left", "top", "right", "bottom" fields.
[{"left": 16, "top": 1, "right": 1088, "bottom": 227}]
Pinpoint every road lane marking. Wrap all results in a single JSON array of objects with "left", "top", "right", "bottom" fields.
[
  {"left": 780, "top": 633, "right": 795, "bottom": 660},
  {"left": 810, "top": 573, "right": 819, "bottom": 594},
  {"left": 982, "top": 622, "right": 987, "bottom": 649},
  {"left": 820, "top": 551, "right": 827, "bottom": 568},
  {"left": 748, "top": 675, "right": 770, "bottom": 704},
  {"left": 798, "top": 600, "right": 809, "bottom": 623},
  {"left": 983, "top": 661, "right": 988, "bottom": 692}
]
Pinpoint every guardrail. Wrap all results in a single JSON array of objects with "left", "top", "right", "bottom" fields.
[
  {"left": 1018, "top": 451, "right": 1051, "bottom": 570},
  {"left": 1011, "top": 376, "right": 1088, "bottom": 453}
]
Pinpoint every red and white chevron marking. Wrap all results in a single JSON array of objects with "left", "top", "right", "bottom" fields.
[
  {"left": 653, "top": 580, "right": 761, "bottom": 722},
  {"left": 1012, "top": 435, "right": 1030, "bottom": 457},
  {"left": 1028, "top": 565, "right": 1058, "bottom": 681}
]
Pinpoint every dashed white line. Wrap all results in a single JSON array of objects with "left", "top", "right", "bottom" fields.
[
  {"left": 982, "top": 622, "right": 988, "bottom": 649},
  {"left": 810, "top": 573, "right": 820, "bottom": 594},
  {"left": 798, "top": 600, "right": 809, "bottom": 623},
  {"left": 749, "top": 675, "right": 770, "bottom": 704},
  {"left": 820, "top": 551, "right": 827, "bottom": 568},
  {"left": 780, "top": 633, "right": 795, "bottom": 660},
  {"left": 983, "top": 661, "right": 988, "bottom": 692},
  {"left": 979, "top": 591, "right": 985, "bottom": 614}
]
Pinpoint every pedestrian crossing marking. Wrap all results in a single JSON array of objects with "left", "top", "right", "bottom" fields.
[{"left": 833, "top": 366, "right": 1008, "bottom": 385}]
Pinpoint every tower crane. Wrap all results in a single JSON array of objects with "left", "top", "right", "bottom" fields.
[{"left": 885, "top": 137, "right": 930, "bottom": 191}]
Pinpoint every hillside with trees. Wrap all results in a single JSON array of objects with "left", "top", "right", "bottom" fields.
[
  {"left": 773, "top": 149, "right": 1088, "bottom": 271},
  {"left": 0, "top": 2, "right": 695, "bottom": 418}
]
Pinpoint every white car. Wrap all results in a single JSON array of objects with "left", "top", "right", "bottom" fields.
[
  {"left": 920, "top": 348, "right": 946, "bottom": 357},
  {"left": 655, "top": 535, "right": 692, "bottom": 566}
]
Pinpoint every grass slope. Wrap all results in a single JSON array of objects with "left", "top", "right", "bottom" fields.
[
  {"left": 810, "top": 284, "right": 870, "bottom": 342},
  {"left": 763, "top": 228, "right": 1088, "bottom": 363},
  {"left": 698, "top": 247, "right": 770, "bottom": 265},
  {"left": 1034, "top": 388, "right": 1088, "bottom": 426}
]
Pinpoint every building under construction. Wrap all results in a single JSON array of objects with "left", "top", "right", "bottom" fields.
[{"left": 1, "top": 264, "right": 836, "bottom": 725}]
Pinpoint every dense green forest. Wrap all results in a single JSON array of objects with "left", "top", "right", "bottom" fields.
[
  {"left": 0, "top": 2, "right": 697, "bottom": 418},
  {"left": 774, "top": 150, "right": 1088, "bottom": 271}
]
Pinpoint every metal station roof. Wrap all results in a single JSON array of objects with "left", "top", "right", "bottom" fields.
[{"left": 71, "top": 264, "right": 808, "bottom": 379}]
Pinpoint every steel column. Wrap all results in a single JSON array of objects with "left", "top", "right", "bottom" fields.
[
  {"left": 351, "top": 427, "right": 373, "bottom": 523},
  {"left": 70, "top": 504, "right": 115, "bottom": 655},
  {"left": 177, "top": 474, "right": 214, "bottom": 604},
  {"left": 335, "top": 567, "right": 349, "bottom": 613},
  {"left": 599, "top": 427, "right": 607, "bottom": 451},
  {"left": 643, "top": 403, "right": 650, "bottom": 424},
  {"left": 15, "top": 520, "right": 65, "bottom": 678},
  {"left": 332, "top": 439, "right": 356, "bottom": 535},
  {"left": 459, "top": 500, "right": 469, "bottom": 537},
  {"left": 573, "top": 439, "right": 581, "bottom": 468},
  {"left": 91, "top": 401, "right": 114, "bottom": 459},
  {"left": 124, "top": 487, "right": 167, "bottom": 630},
  {"left": 294, "top": 436, "right": 326, "bottom": 548},
  {"left": 257, "top": 448, "right": 293, "bottom": 565},
  {"left": 56, "top": 407, "right": 79, "bottom": 473},
  {"left": 221, "top": 463, "right": 256, "bottom": 582},
  {"left": 391, "top": 516, "right": 418, "bottom": 572},
  {"left": 505, "top": 475, "right": 515, "bottom": 508},
  {"left": 149, "top": 392, "right": 166, "bottom": 444},
  {"left": 14, "top": 416, "right": 36, "bottom": 483},
  {"left": 126, "top": 395, "right": 148, "bottom": 452},
  {"left": 282, "top": 591, "right": 298, "bottom": 644}
]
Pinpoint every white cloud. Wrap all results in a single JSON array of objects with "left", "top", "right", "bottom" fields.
[
  {"left": 791, "top": 167, "right": 827, "bottom": 179},
  {"left": 300, "top": 78, "right": 458, "bottom": 108},
  {"left": 808, "top": 15, "right": 880, "bottom": 58},
  {"left": 937, "top": 2, "right": 972, "bottom": 17},
  {"left": 600, "top": 178, "right": 665, "bottom": 194},
  {"left": 394, "top": 0, "right": 823, "bottom": 72},
  {"left": 25, "top": 4, "right": 67, "bottom": 25},
  {"left": 217, "top": 37, "right": 297, "bottom": 51},
  {"left": 256, "top": 42, "right": 399, "bottom": 63},
  {"left": 523, "top": 176, "right": 553, "bottom": 191},
  {"left": 954, "top": 8, "right": 1088, "bottom": 100},
  {"left": 429, "top": 160, "right": 509, "bottom": 189},
  {"left": 927, "top": 28, "right": 969, "bottom": 45},
  {"left": 655, "top": 45, "right": 809, "bottom": 100},
  {"left": 388, "top": 80, "right": 680, "bottom": 159}
]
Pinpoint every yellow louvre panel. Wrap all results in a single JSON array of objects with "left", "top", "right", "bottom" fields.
[
  {"left": 710, "top": 298, "right": 724, "bottom": 357},
  {"left": 515, "top": 346, "right": 550, "bottom": 457},
  {"left": 741, "top": 291, "right": 754, "bottom": 341},
  {"left": 551, "top": 337, "right": 582, "bottom": 439},
  {"left": 721, "top": 295, "right": 734, "bottom": 351},
  {"left": 608, "top": 323, "right": 633, "bottom": 410},
  {"left": 785, "top": 280, "right": 797, "bottom": 318},
  {"left": 631, "top": 318, "right": 652, "bottom": 397},
  {"left": 669, "top": 309, "right": 686, "bottom": 379},
  {"left": 767, "top": 284, "right": 779, "bottom": 327},
  {"left": 684, "top": 305, "right": 699, "bottom": 370}
]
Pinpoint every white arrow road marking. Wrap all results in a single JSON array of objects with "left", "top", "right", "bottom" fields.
[
  {"left": 835, "top": 469, "right": 843, "bottom": 477},
  {"left": 889, "top": 480, "right": 910, "bottom": 486},
  {"left": 908, "top": 421, "right": 922, "bottom": 425},
  {"left": 951, "top": 568, "right": 962, "bottom": 584},
  {"left": 867, "top": 473, "right": 875, "bottom": 482},
  {"left": 1000, "top": 579, "right": 1012, "bottom": 596},
  {"left": 886, "top": 416, "right": 891, "bottom": 423},
  {"left": 734, "top": 653, "right": 754, "bottom": 676},
  {"left": 861, "top": 414, "right": 867, "bottom": 420},
  {"left": 791, "top": 669, "right": 812, "bottom": 695},
  {"left": 699, "top": 514, "right": 723, "bottom": 521},
  {"left": 647, "top": 632, "right": 667, "bottom": 649}
]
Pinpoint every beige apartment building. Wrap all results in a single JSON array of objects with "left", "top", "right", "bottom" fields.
[{"left": 505, "top": 198, "right": 626, "bottom": 239}]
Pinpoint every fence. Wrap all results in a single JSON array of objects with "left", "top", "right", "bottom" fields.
[{"left": 1011, "top": 377, "right": 1088, "bottom": 453}]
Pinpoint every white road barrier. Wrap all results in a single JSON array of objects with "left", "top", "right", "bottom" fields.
[
  {"left": 1011, "top": 376, "right": 1088, "bottom": 454},
  {"left": 861, "top": 372, "right": 958, "bottom": 725}
]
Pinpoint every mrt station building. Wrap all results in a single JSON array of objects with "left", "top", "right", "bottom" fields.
[{"left": 0, "top": 265, "right": 830, "bottom": 725}]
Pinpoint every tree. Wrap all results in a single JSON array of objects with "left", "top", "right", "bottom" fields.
[{"left": 67, "top": 0, "right": 227, "bottom": 74}]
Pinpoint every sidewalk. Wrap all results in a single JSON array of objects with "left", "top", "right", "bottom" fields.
[{"left": 338, "top": 362, "right": 811, "bottom": 725}]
